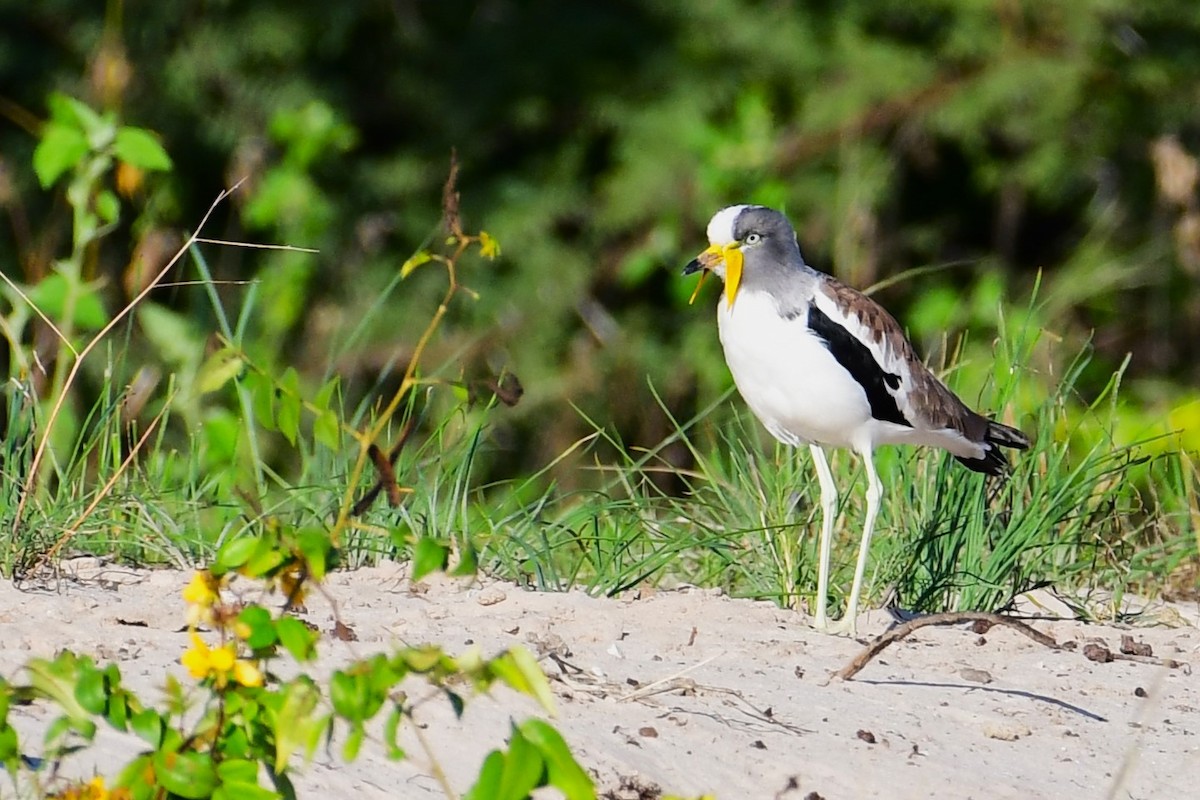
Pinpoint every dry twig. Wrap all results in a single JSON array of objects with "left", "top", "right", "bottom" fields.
[{"left": 837, "top": 612, "right": 1060, "bottom": 681}]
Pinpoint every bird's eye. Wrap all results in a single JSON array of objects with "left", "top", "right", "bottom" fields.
[{"left": 744, "top": 232, "right": 762, "bottom": 245}]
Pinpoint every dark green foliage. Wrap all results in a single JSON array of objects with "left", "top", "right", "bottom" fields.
[
  {"left": 0, "top": 1, "right": 1195, "bottom": 596},
  {"left": 5, "top": 2, "right": 1200, "bottom": 466}
]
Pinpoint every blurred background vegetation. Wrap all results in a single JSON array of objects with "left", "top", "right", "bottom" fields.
[{"left": 1, "top": 1, "right": 1197, "bottom": 596}]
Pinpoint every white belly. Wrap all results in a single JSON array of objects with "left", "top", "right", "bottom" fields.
[{"left": 717, "top": 290, "right": 874, "bottom": 449}]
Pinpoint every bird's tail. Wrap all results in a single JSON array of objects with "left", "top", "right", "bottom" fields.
[{"left": 954, "top": 420, "right": 1031, "bottom": 477}]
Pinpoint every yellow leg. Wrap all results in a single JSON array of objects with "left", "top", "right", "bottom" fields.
[{"left": 808, "top": 444, "right": 837, "bottom": 632}]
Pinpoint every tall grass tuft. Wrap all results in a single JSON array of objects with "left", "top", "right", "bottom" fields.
[{"left": 483, "top": 304, "right": 1192, "bottom": 620}]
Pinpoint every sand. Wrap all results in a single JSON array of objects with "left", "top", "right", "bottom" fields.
[{"left": 1, "top": 559, "right": 1197, "bottom": 799}]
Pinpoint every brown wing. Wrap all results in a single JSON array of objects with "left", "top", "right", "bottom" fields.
[{"left": 816, "top": 277, "right": 990, "bottom": 442}]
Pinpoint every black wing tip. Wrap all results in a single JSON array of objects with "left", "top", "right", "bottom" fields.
[
  {"left": 954, "top": 447, "right": 1010, "bottom": 477},
  {"left": 955, "top": 421, "right": 1031, "bottom": 477},
  {"left": 985, "top": 420, "right": 1032, "bottom": 451}
]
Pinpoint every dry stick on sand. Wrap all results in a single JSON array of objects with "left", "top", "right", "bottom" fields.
[{"left": 837, "top": 612, "right": 1060, "bottom": 681}]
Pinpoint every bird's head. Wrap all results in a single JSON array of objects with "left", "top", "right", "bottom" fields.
[{"left": 683, "top": 205, "right": 801, "bottom": 306}]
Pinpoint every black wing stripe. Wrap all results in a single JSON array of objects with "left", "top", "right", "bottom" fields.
[{"left": 807, "top": 302, "right": 911, "bottom": 428}]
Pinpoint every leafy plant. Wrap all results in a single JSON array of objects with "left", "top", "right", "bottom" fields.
[
  {"left": 2, "top": 115, "right": 599, "bottom": 798},
  {"left": 0, "top": 556, "right": 590, "bottom": 800}
]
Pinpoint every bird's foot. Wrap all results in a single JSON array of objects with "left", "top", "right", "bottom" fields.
[{"left": 811, "top": 613, "right": 858, "bottom": 638}]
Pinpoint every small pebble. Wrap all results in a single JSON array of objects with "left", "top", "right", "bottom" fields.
[
  {"left": 476, "top": 586, "right": 507, "bottom": 606},
  {"left": 984, "top": 722, "right": 1031, "bottom": 741},
  {"left": 960, "top": 668, "right": 993, "bottom": 684}
]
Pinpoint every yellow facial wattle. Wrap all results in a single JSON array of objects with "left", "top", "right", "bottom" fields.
[{"left": 721, "top": 243, "right": 743, "bottom": 305}]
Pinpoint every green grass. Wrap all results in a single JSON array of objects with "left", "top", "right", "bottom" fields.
[
  {"left": 453, "top": 314, "right": 1196, "bottom": 619},
  {"left": 2, "top": 230, "right": 1195, "bottom": 621},
  {"left": 3, "top": 308, "right": 1195, "bottom": 620}
]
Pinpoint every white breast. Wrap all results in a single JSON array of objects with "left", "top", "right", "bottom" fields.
[{"left": 717, "top": 290, "right": 876, "bottom": 449}]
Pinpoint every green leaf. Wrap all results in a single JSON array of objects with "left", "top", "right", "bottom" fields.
[
  {"left": 400, "top": 646, "right": 444, "bottom": 674},
  {"left": 202, "top": 410, "right": 240, "bottom": 467},
  {"left": 519, "top": 719, "right": 595, "bottom": 800},
  {"left": 138, "top": 302, "right": 202, "bottom": 367},
  {"left": 33, "top": 124, "right": 89, "bottom": 188},
  {"left": 313, "top": 377, "right": 338, "bottom": 411},
  {"left": 131, "top": 709, "right": 164, "bottom": 748},
  {"left": 25, "top": 654, "right": 93, "bottom": 724},
  {"left": 197, "top": 348, "right": 246, "bottom": 394},
  {"left": 276, "top": 616, "right": 317, "bottom": 662},
  {"left": 276, "top": 367, "right": 302, "bottom": 446},
  {"left": 491, "top": 647, "right": 556, "bottom": 715},
  {"left": 329, "top": 661, "right": 387, "bottom": 725},
  {"left": 242, "top": 542, "right": 286, "bottom": 577},
  {"left": 314, "top": 410, "right": 340, "bottom": 451},
  {"left": 236, "top": 605, "right": 277, "bottom": 650},
  {"left": 214, "top": 781, "right": 279, "bottom": 800},
  {"left": 382, "top": 706, "right": 405, "bottom": 760},
  {"left": 449, "top": 537, "right": 479, "bottom": 577},
  {"left": 216, "top": 759, "right": 259, "bottom": 784},
  {"left": 465, "top": 750, "right": 505, "bottom": 800},
  {"left": 400, "top": 250, "right": 432, "bottom": 278},
  {"left": 342, "top": 725, "right": 364, "bottom": 762},
  {"left": 26, "top": 271, "right": 110, "bottom": 330},
  {"left": 243, "top": 369, "right": 277, "bottom": 432},
  {"left": 115, "top": 754, "right": 156, "bottom": 799},
  {"left": 46, "top": 93, "right": 109, "bottom": 140},
  {"left": 329, "top": 671, "right": 362, "bottom": 720},
  {"left": 271, "top": 678, "right": 323, "bottom": 767},
  {"left": 312, "top": 381, "right": 341, "bottom": 448},
  {"left": 114, "top": 126, "right": 173, "bottom": 171},
  {"left": 95, "top": 189, "right": 120, "bottom": 224},
  {"left": 105, "top": 691, "right": 129, "bottom": 730},
  {"left": 497, "top": 725, "right": 544, "bottom": 800},
  {"left": 445, "top": 688, "right": 465, "bottom": 719},
  {"left": 410, "top": 537, "right": 449, "bottom": 581},
  {"left": 214, "top": 536, "right": 260, "bottom": 573},
  {"left": 73, "top": 667, "right": 107, "bottom": 715},
  {"left": 296, "top": 529, "right": 332, "bottom": 581},
  {"left": 0, "top": 723, "right": 18, "bottom": 765},
  {"left": 153, "top": 750, "right": 218, "bottom": 799}
]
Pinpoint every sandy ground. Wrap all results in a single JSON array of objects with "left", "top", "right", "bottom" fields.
[{"left": 1, "top": 559, "right": 1198, "bottom": 799}]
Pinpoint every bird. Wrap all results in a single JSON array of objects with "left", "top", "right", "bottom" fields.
[{"left": 683, "top": 204, "right": 1029, "bottom": 635}]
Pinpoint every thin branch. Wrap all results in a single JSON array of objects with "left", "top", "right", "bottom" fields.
[
  {"left": 410, "top": 715, "right": 458, "bottom": 800},
  {"left": 193, "top": 237, "right": 319, "bottom": 253},
  {"left": 329, "top": 153, "right": 471, "bottom": 544},
  {"left": 836, "top": 612, "right": 1060, "bottom": 681}
]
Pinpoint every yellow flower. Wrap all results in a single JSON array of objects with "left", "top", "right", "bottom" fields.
[
  {"left": 478, "top": 231, "right": 501, "bottom": 260},
  {"left": 181, "top": 633, "right": 262, "bottom": 688},
  {"left": 233, "top": 660, "right": 264, "bottom": 688},
  {"left": 182, "top": 570, "right": 221, "bottom": 619},
  {"left": 49, "top": 776, "right": 127, "bottom": 800},
  {"left": 183, "top": 570, "right": 225, "bottom": 627},
  {"left": 183, "top": 570, "right": 219, "bottom": 605}
]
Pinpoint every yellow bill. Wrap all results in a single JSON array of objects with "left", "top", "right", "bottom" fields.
[
  {"left": 685, "top": 242, "right": 744, "bottom": 306},
  {"left": 687, "top": 269, "right": 709, "bottom": 305}
]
